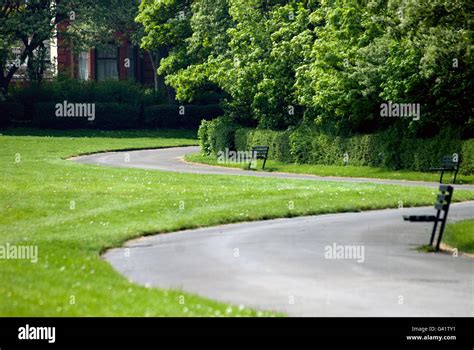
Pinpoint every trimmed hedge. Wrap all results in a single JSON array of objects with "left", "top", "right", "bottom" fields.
[
  {"left": 0, "top": 102, "right": 24, "bottom": 126},
  {"left": 461, "top": 139, "right": 474, "bottom": 175},
  {"left": 145, "top": 104, "right": 223, "bottom": 129},
  {"left": 234, "top": 128, "right": 293, "bottom": 162},
  {"left": 199, "top": 121, "right": 474, "bottom": 174},
  {"left": 198, "top": 117, "right": 237, "bottom": 155},
  {"left": 34, "top": 102, "right": 139, "bottom": 129}
]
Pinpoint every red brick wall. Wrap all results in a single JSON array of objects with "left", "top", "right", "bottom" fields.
[
  {"left": 56, "top": 22, "right": 74, "bottom": 78},
  {"left": 56, "top": 23, "right": 156, "bottom": 85}
]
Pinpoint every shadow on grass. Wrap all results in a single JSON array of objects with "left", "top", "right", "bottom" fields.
[{"left": 0, "top": 127, "right": 198, "bottom": 140}]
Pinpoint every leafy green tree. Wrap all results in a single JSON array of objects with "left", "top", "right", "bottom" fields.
[{"left": 0, "top": 0, "right": 73, "bottom": 95}]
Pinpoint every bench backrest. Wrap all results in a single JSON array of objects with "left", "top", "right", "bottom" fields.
[
  {"left": 434, "top": 185, "right": 454, "bottom": 212},
  {"left": 252, "top": 146, "right": 269, "bottom": 159},
  {"left": 440, "top": 155, "right": 459, "bottom": 169}
]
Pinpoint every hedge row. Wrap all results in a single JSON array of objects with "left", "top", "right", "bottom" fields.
[
  {"left": 144, "top": 104, "right": 223, "bottom": 129},
  {"left": 0, "top": 102, "right": 224, "bottom": 130},
  {"left": 198, "top": 118, "right": 474, "bottom": 175},
  {"left": 34, "top": 102, "right": 140, "bottom": 129},
  {"left": 0, "top": 102, "right": 24, "bottom": 127},
  {"left": 2, "top": 79, "right": 224, "bottom": 129}
]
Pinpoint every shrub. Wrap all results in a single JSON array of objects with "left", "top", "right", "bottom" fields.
[
  {"left": 94, "top": 103, "right": 140, "bottom": 129},
  {"left": 460, "top": 139, "right": 474, "bottom": 175},
  {"left": 11, "top": 78, "right": 168, "bottom": 125},
  {"left": 198, "top": 116, "right": 237, "bottom": 155},
  {"left": 289, "top": 124, "right": 314, "bottom": 164},
  {"left": 145, "top": 104, "right": 223, "bottom": 129},
  {"left": 34, "top": 102, "right": 90, "bottom": 129},
  {"left": 183, "top": 104, "right": 224, "bottom": 128},
  {"left": 234, "top": 128, "right": 292, "bottom": 162},
  {"left": 34, "top": 102, "right": 139, "bottom": 129},
  {"left": 144, "top": 105, "right": 180, "bottom": 128},
  {"left": 203, "top": 117, "right": 474, "bottom": 174},
  {"left": 11, "top": 84, "right": 56, "bottom": 121},
  {"left": 198, "top": 119, "right": 211, "bottom": 155},
  {"left": 0, "top": 102, "right": 24, "bottom": 126}
]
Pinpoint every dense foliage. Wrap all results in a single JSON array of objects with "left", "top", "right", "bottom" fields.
[
  {"left": 1, "top": 79, "right": 222, "bottom": 130},
  {"left": 139, "top": 0, "right": 473, "bottom": 136},
  {"left": 199, "top": 117, "right": 474, "bottom": 174}
]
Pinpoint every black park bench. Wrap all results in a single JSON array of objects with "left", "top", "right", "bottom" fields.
[
  {"left": 403, "top": 185, "right": 454, "bottom": 251},
  {"left": 248, "top": 146, "right": 269, "bottom": 170},
  {"left": 429, "top": 155, "right": 460, "bottom": 184}
]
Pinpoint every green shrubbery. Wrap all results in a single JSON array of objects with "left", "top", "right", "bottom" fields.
[
  {"left": 198, "top": 117, "right": 237, "bottom": 156},
  {"left": 34, "top": 102, "right": 140, "bottom": 129},
  {"left": 199, "top": 119, "right": 473, "bottom": 174},
  {"left": 4, "top": 78, "right": 222, "bottom": 129},
  {"left": 461, "top": 140, "right": 474, "bottom": 175},
  {"left": 0, "top": 102, "right": 24, "bottom": 126},
  {"left": 144, "top": 104, "right": 223, "bottom": 129},
  {"left": 234, "top": 128, "right": 293, "bottom": 162}
]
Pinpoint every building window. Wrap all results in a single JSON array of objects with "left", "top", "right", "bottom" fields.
[
  {"left": 96, "top": 46, "right": 118, "bottom": 81},
  {"left": 78, "top": 51, "right": 89, "bottom": 81}
]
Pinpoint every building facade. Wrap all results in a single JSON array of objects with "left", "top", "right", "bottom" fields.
[{"left": 55, "top": 22, "right": 156, "bottom": 85}]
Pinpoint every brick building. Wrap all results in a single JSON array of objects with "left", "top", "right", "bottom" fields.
[{"left": 54, "top": 22, "right": 156, "bottom": 85}]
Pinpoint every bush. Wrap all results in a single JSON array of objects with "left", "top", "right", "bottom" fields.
[
  {"left": 145, "top": 104, "right": 223, "bottom": 129},
  {"left": 34, "top": 102, "right": 89, "bottom": 128},
  {"left": 204, "top": 120, "right": 474, "bottom": 174},
  {"left": 235, "top": 128, "right": 292, "bottom": 162},
  {"left": 94, "top": 103, "right": 140, "bottom": 129},
  {"left": 11, "top": 84, "right": 56, "bottom": 121},
  {"left": 198, "top": 119, "right": 211, "bottom": 155},
  {"left": 183, "top": 105, "right": 224, "bottom": 128},
  {"left": 460, "top": 140, "right": 474, "bottom": 175},
  {"left": 0, "top": 102, "right": 24, "bottom": 126},
  {"left": 144, "top": 105, "right": 180, "bottom": 128},
  {"left": 11, "top": 78, "right": 168, "bottom": 124},
  {"left": 34, "top": 102, "right": 139, "bottom": 129},
  {"left": 198, "top": 117, "right": 237, "bottom": 155}
]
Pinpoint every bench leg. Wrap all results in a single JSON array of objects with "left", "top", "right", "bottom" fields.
[
  {"left": 435, "top": 213, "right": 449, "bottom": 251},
  {"left": 439, "top": 170, "right": 444, "bottom": 184},
  {"left": 430, "top": 210, "right": 441, "bottom": 246},
  {"left": 262, "top": 158, "right": 267, "bottom": 170},
  {"left": 452, "top": 170, "right": 458, "bottom": 184}
]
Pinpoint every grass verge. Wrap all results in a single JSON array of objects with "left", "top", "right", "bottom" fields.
[
  {"left": 186, "top": 153, "right": 474, "bottom": 184},
  {"left": 2, "top": 128, "right": 474, "bottom": 316},
  {"left": 443, "top": 219, "right": 474, "bottom": 254}
]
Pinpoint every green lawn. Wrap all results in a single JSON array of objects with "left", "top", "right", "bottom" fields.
[
  {"left": 2, "top": 128, "right": 474, "bottom": 316},
  {"left": 186, "top": 153, "right": 474, "bottom": 184},
  {"left": 444, "top": 219, "right": 474, "bottom": 254}
]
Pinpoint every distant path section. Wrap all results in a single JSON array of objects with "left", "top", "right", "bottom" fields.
[{"left": 73, "top": 146, "right": 474, "bottom": 190}]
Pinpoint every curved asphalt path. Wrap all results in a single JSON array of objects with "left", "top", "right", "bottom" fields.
[
  {"left": 75, "top": 146, "right": 474, "bottom": 189},
  {"left": 74, "top": 147, "right": 474, "bottom": 316}
]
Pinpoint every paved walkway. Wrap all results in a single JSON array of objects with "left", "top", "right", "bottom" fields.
[
  {"left": 74, "top": 147, "right": 474, "bottom": 316},
  {"left": 74, "top": 146, "right": 474, "bottom": 190}
]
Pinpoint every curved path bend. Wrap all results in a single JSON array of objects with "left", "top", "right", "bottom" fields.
[
  {"left": 75, "top": 146, "right": 474, "bottom": 190},
  {"left": 74, "top": 147, "right": 474, "bottom": 316}
]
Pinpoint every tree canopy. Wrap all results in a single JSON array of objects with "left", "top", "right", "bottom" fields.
[{"left": 138, "top": 0, "right": 473, "bottom": 135}]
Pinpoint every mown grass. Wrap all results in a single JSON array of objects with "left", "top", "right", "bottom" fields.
[
  {"left": 2, "top": 128, "right": 474, "bottom": 316},
  {"left": 186, "top": 153, "right": 474, "bottom": 184},
  {"left": 444, "top": 219, "right": 474, "bottom": 253}
]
